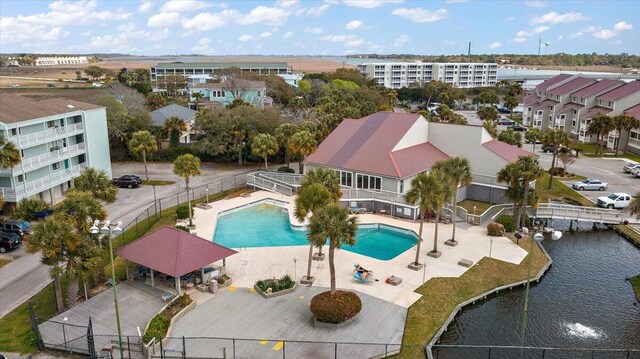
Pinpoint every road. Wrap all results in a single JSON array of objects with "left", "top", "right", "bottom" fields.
[{"left": 0, "top": 161, "right": 255, "bottom": 319}]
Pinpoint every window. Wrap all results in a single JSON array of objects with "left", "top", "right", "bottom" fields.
[
  {"left": 17, "top": 174, "right": 26, "bottom": 182},
  {"left": 52, "top": 163, "right": 60, "bottom": 170},
  {"left": 11, "top": 128, "right": 17, "bottom": 136},
  {"left": 334, "top": 170, "right": 352, "bottom": 187},
  {"left": 78, "top": 154, "right": 86, "bottom": 164},
  {"left": 399, "top": 179, "right": 404, "bottom": 194},
  {"left": 47, "top": 120, "right": 56, "bottom": 128},
  {"left": 356, "top": 174, "right": 381, "bottom": 191}
]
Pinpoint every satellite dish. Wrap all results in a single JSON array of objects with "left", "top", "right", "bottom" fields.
[{"left": 544, "top": 42, "right": 550, "bottom": 46}]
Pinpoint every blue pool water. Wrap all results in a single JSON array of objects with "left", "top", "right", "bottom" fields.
[{"left": 213, "top": 203, "right": 418, "bottom": 260}]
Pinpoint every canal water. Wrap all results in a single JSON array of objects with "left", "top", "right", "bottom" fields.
[{"left": 437, "top": 223, "right": 640, "bottom": 358}]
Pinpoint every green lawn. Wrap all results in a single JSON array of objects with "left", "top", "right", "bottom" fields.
[
  {"left": 141, "top": 180, "right": 176, "bottom": 186},
  {"left": 535, "top": 172, "right": 594, "bottom": 207},
  {"left": 630, "top": 275, "right": 640, "bottom": 301},
  {"left": 576, "top": 143, "right": 640, "bottom": 162},
  {"left": 0, "top": 186, "right": 249, "bottom": 354},
  {"left": 396, "top": 237, "right": 549, "bottom": 358},
  {"left": 457, "top": 199, "right": 493, "bottom": 215},
  {"left": 0, "top": 258, "right": 12, "bottom": 268}
]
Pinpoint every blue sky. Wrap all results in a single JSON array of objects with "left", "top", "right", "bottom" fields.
[{"left": 0, "top": 0, "right": 638, "bottom": 56}]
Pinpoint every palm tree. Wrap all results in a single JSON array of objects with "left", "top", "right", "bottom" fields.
[
  {"left": 497, "top": 163, "right": 522, "bottom": 228},
  {"left": 74, "top": 167, "right": 118, "bottom": 203},
  {"left": 251, "top": 133, "right": 279, "bottom": 170},
  {"left": 477, "top": 106, "right": 498, "bottom": 122},
  {"left": 629, "top": 192, "right": 640, "bottom": 219},
  {"left": 25, "top": 217, "right": 81, "bottom": 311},
  {"left": 542, "top": 129, "right": 569, "bottom": 189},
  {"left": 289, "top": 130, "right": 317, "bottom": 173},
  {"left": 163, "top": 116, "right": 187, "bottom": 148},
  {"left": 586, "top": 115, "right": 613, "bottom": 156},
  {"left": 427, "top": 169, "right": 454, "bottom": 257},
  {"left": 173, "top": 154, "right": 201, "bottom": 227},
  {"left": 191, "top": 92, "right": 203, "bottom": 110},
  {"left": 299, "top": 168, "right": 341, "bottom": 257},
  {"left": 307, "top": 204, "right": 358, "bottom": 295},
  {"left": 0, "top": 135, "right": 20, "bottom": 169},
  {"left": 274, "top": 123, "right": 298, "bottom": 168},
  {"left": 498, "top": 128, "right": 523, "bottom": 147},
  {"left": 433, "top": 157, "right": 472, "bottom": 245},
  {"left": 611, "top": 114, "right": 640, "bottom": 155},
  {"left": 67, "top": 240, "right": 103, "bottom": 302},
  {"left": 294, "top": 183, "right": 333, "bottom": 283},
  {"left": 504, "top": 96, "right": 518, "bottom": 118},
  {"left": 58, "top": 191, "right": 107, "bottom": 238},
  {"left": 514, "top": 156, "right": 543, "bottom": 229},
  {"left": 525, "top": 127, "right": 543, "bottom": 152},
  {"left": 483, "top": 119, "right": 498, "bottom": 138},
  {"left": 129, "top": 130, "right": 158, "bottom": 181}
]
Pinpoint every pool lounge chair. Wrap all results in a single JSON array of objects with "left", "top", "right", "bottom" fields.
[
  {"left": 349, "top": 207, "right": 366, "bottom": 214},
  {"left": 353, "top": 264, "right": 373, "bottom": 283}
]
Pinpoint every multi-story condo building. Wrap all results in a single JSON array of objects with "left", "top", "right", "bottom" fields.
[
  {"left": 0, "top": 94, "right": 111, "bottom": 206},
  {"left": 524, "top": 75, "right": 640, "bottom": 154},
  {"left": 356, "top": 62, "right": 498, "bottom": 89},
  {"left": 35, "top": 56, "right": 89, "bottom": 66},
  {"left": 150, "top": 62, "right": 296, "bottom": 92}
]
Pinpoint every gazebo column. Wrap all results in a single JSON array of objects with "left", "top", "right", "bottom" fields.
[
  {"left": 150, "top": 269, "right": 155, "bottom": 288},
  {"left": 201, "top": 268, "right": 205, "bottom": 283},
  {"left": 175, "top": 276, "right": 182, "bottom": 295}
]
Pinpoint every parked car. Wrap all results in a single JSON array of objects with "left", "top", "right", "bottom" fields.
[
  {"left": 92, "top": 82, "right": 104, "bottom": 87},
  {"left": 623, "top": 163, "right": 640, "bottom": 173},
  {"left": 571, "top": 179, "right": 608, "bottom": 191},
  {"left": 10, "top": 84, "right": 20, "bottom": 88},
  {"left": 35, "top": 208, "right": 55, "bottom": 220},
  {"left": 631, "top": 167, "right": 640, "bottom": 177},
  {"left": 111, "top": 175, "right": 142, "bottom": 188},
  {"left": 597, "top": 193, "right": 631, "bottom": 209},
  {"left": 0, "top": 219, "right": 32, "bottom": 237},
  {"left": 0, "top": 230, "right": 21, "bottom": 253},
  {"left": 47, "top": 83, "right": 56, "bottom": 88},
  {"left": 497, "top": 117, "right": 515, "bottom": 126},
  {"left": 507, "top": 124, "right": 527, "bottom": 132},
  {"left": 542, "top": 144, "right": 555, "bottom": 153},
  {"left": 495, "top": 106, "right": 510, "bottom": 114}
]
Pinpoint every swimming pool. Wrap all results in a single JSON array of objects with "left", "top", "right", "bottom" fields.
[{"left": 213, "top": 203, "right": 418, "bottom": 260}]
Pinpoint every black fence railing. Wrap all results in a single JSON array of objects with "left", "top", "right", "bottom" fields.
[{"left": 431, "top": 344, "right": 640, "bottom": 359}]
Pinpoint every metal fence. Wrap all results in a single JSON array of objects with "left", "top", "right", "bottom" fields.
[{"left": 431, "top": 344, "right": 640, "bottom": 359}]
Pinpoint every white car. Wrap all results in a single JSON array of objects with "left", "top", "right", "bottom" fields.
[
  {"left": 92, "top": 82, "right": 104, "bottom": 87},
  {"left": 597, "top": 193, "right": 631, "bottom": 209},
  {"left": 623, "top": 163, "right": 640, "bottom": 173},
  {"left": 571, "top": 179, "right": 607, "bottom": 191},
  {"left": 632, "top": 168, "right": 640, "bottom": 177}
]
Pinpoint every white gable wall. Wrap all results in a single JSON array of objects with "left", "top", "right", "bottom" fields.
[{"left": 392, "top": 115, "right": 429, "bottom": 152}]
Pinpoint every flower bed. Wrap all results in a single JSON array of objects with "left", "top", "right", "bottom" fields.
[
  {"left": 254, "top": 275, "right": 297, "bottom": 298},
  {"left": 310, "top": 290, "right": 362, "bottom": 325},
  {"left": 143, "top": 294, "right": 193, "bottom": 344}
]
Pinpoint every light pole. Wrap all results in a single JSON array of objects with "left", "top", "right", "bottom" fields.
[
  {"left": 152, "top": 185, "right": 158, "bottom": 220},
  {"left": 90, "top": 220, "right": 124, "bottom": 358},
  {"left": 62, "top": 316, "right": 69, "bottom": 353}
]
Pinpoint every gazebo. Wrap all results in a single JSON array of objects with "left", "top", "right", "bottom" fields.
[{"left": 116, "top": 226, "right": 238, "bottom": 295}]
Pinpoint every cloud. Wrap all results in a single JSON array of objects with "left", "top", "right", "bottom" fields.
[
  {"left": 238, "top": 34, "right": 255, "bottom": 42},
  {"left": 191, "top": 37, "right": 214, "bottom": 54},
  {"left": 237, "top": 6, "right": 292, "bottom": 26},
  {"left": 148, "top": 12, "right": 181, "bottom": 27},
  {"left": 593, "top": 29, "right": 616, "bottom": 39},
  {"left": 516, "top": 26, "right": 549, "bottom": 37},
  {"left": 161, "top": 0, "right": 211, "bottom": 12},
  {"left": 506, "top": 16, "right": 516, "bottom": 21},
  {"left": 581, "top": 25, "right": 600, "bottom": 33},
  {"left": 513, "top": 37, "right": 527, "bottom": 43},
  {"left": 138, "top": 1, "right": 153, "bottom": 13},
  {"left": 488, "top": 41, "right": 501, "bottom": 49},
  {"left": 613, "top": 21, "right": 633, "bottom": 31},
  {"left": 322, "top": 34, "right": 364, "bottom": 47},
  {"left": 530, "top": 11, "right": 586, "bottom": 25},
  {"left": 346, "top": 20, "right": 363, "bottom": 30},
  {"left": 445, "top": 0, "right": 466, "bottom": 3},
  {"left": 283, "top": 31, "right": 293, "bottom": 38},
  {"left": 556, "top": 35, "right": 563, "bottom": 40},
  {"left": 569, "top": 32, "right": 583, "bottom": 38},
  {"left": 259, "top": 31, "right": 272, "bottom": 38},
  {"left": 391, "top": 8, "right": 447, "bottom": 23},
  {"left": 305, "top": 27, "right": 323, "bottom": 34},
  {"left": 394, "top": 34, "right": 409, "bottom": 46},
  {"left": 524, "top": 0, "right": 547, "bottom": 8},
  {"left": 181, "top": 9, "right": 240, "bottom": 30},
  {"left": 306, "top": 4, "right": 330, "bottom": 16},
  {"left": 88, "top": 24, "right": 170, "bottom": 52},
  {"left": 81, "top": 30, "right": 92, "bottom": 36},
  {"left": 343, "top": 0, "right": 404, "bottom": 9},
  {"left": 276, "top": 0, "right": 298, "bottom": 7}
]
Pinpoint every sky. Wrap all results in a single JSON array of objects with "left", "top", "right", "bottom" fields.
[{"left": 0, "top": 0, "right": 638, "bottom": 56}]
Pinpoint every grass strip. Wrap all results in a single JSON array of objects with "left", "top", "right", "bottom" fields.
[{"left": 535, "top": 173, "right": 593, "bottom": 207}]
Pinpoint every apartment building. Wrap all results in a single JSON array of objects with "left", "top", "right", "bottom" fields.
[
  {"left": 150, "top": 62, "right": 294, "bottom": 92},
  {"left": 35, "top": 56, "right": 89, "bottom": 66},
  {"left": 0, "top": 94, "right": 111, "bottom": 205},
  {"left": 188, "top": 79, "right": 269, "bottom": 109},
  {"left": 356, "top": 62, "right": 498, "bottom": 89}
]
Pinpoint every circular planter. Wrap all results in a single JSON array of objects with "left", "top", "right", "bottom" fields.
[{"left": 310, "top": 290, "right": 362, "bottom": 327}]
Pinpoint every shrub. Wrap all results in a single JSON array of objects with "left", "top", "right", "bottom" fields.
[
  {"left": 174, "top": 225, "right": 190, "bottom": 232},
  {"left": 548, "top": 167, "right": 565, "bottom": 176},
  {"left": 255, "top": 275, "right": 294, "bottom": 293},
  {"left": 175, "top": 205, "right": 193, "bottom": 219},
  {"left": 487, "top": 222, "right": 506, "bottom": 236},
  {"left": 310, "top": 290, "right": 362, "bottom": 324},
  {"left": 277, "top": 166, "right": 295, "bottom": 173},
  {"left": 12, "top": 198, "right": 50, "bottom": 221},
  {"left": 495, "top": 215, "right": 516, "bottom": 232},
  {"left": 216, "top": 277, "right": 225, "bottom": 285},
  {"left": 142, "top": 314, "right": 169, "bottom": 343}
]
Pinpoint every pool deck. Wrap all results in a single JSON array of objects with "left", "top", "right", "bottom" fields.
[{"left": 191, "top": 191, "right": 528, "bottom": 308}]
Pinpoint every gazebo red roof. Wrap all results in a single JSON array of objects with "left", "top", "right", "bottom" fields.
[{"left": 116, "top": 226, "right": 237, "bottom": 277}]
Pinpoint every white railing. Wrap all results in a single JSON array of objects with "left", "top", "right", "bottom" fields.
[
  {"left": 246, "top": 173, "right": 294, "bottom": 196},
  {"left": 0, "top": 163, "right": 87, "bottom": 202},
  {"left": 341, "top": 188, "right": 410, "bottom": 206},
  {"left": 8, "top": 122, "right": 84, "bottom": 148},
  {"left": 535, "top": 203, "right": 623, "bottom": 224},
  {"left": 256, "top": 172, "right": 304, "bottom": 187},
  {"left": 627, "top": 137, "right": 640, "bottom": 149},
  {"left": 2, "top": 143, "right": 86, "bottom": 174}
]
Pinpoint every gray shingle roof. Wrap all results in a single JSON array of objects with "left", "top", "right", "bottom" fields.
[{"left": 150, "top": 104, "right": 197, "bottom": 126}]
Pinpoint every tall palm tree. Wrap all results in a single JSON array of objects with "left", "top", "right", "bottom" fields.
[
  {"left": 483, "top": 119, "right": 498, "bottom": 138},
  {"left": 74, "top": 167, "right": 118, "bottom": 203},
  {"left": 525, "top": 127, "right": 543, "bottom": 152},
  {"left": 477, "top": 106, "right": 498, "bottom": 122},
  {"left": 498, "top": 128, "right": 523, "bottom": 147},
  {"left": 611, "top": 114, "right": 640, "bottom": 156},
  {"left": 307, "top": 204, "right": 358, "bottom": 295},
  {"left": 542, "top": 129, "right": 569, "bottom": 189},
  {"left": 586, "top": 115, "right": 613, "bottom": 156},
  {"left": 67, "top": 241, "right": 103, "bottom": 303},
  {"left": 129, "top": 130, "right": 158, "bottom": 181},
  {"left": 629, "top": 192, "right": 640, "bottom": 219},
  {"left": 497, "top": 162, "right": 521, "bottom": 223},
  {"left": 274, "top": 123, "right": 298, "bottom": 168},
  {"left": 514, "top": 156, "right": 543, "bottom": 229},
  {"left": 428, "top": 169, "right": 454, "bottom": 256},
  {"left": 191, "top": 92, "right": 203, "bottom": 110},
  {"left": 504, "top": 96, "right": 518, "bottom": 118},
  {"left": 25, "top": 217, "right": 81, "bottom": 311},
  {"left": 294, "top": 183, "right": 333, "bottom": 283},
  {"left": 251, "top": 134, "right": 279, "bottom": 170},
  {"left": 405, "top": 172, "right": 438, "bottom": 266},
  {"left": 58, "top": 191, "right": 107, "bottom": 238},
  {"left": 299, "top": 168, "right": 341, "bottom": 257},
  {"left": 433, "top": 157, "right": 473, "bottom": 245},
  {"left": 173, "top": 154, "right": 201, "bottom": 226},
  {"left": 163, "top": 116, "right": 187, "bottom": 148},
  {"left": 0, "top": 135, "right": 21, "bottom": 208},
  {"left": 289, "top": 130, "right": 317, "bottom": 173}
]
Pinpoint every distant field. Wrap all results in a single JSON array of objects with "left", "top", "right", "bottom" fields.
[{"left": 0, "top": 87, "right": 106, "bottom": 103}]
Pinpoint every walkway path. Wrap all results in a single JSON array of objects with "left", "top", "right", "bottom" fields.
[
  {"left": 164, "top": 286, "right": 405, "bottom": 359},
  {"left": 0, "top": 252, "right": 52, "bottom": 318}
]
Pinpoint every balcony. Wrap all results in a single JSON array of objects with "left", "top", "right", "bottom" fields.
[
  {"left": 627, "top": 137, "right": 640, "bottom": 149},
  {"left": 8, "top": 122, "right": 84, "bottom": 148},
  {"left": 1, "top": 143, "right": 86, "bottom": 175},
  {"left": 0, "top": 163, "right": 87, "bottom": 202}
]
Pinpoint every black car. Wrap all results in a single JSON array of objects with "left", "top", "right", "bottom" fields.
[
  {"left": 47, "top": 83, "right": 56, "bottom": 88},
  {"left": 0, "top": 230, "right": 21, "bottom": 253},
  {"left": 0, "top": 219, "right": 32, "bottom": 237},
  {"left": 508, "top": 124, "right": 528, "bottom": 132},
  {"left": 111, "top": 175, "right": 142, "bottom": 188},
  {"left": 35, "top": 208, "right": 55, "bottom": 220},
  {"left": 496, "top": 106, "right": 510, "bottom": 114}
]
